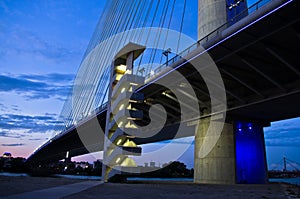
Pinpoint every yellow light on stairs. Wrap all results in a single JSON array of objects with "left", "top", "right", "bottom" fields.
[
  {"left": 116, "top": 157, "right": 121, "bottom": 164},
  {"left": 116, "top": 138, "right": 122, "bottom": 145},
  {"left": 119, "top": 104, "right": 124, "bottom": 111},
  {"left": 115, "top": 64, "right": 126, "bottom": 73},
  {"left": 123, "top": 140, "right": 137, "bottom": 147},
  {"left": 115, "top": 73, "right": 123, "bottom": 81},
  {"left": 118, "top": 121, "right": 123, "bottom": 127}
]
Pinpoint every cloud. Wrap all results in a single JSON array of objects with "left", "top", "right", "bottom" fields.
[
  {"left": 1, "top": 143, "right": 25, "bottom": 147},
  {"left": 28, "top": 138, "right": 43, "bottom": 141},
  {"left": 264, "top": 118, "right": 300, "bottom": 147},
  {"left": 0, "top": 131, "right": 23, "bottom": 139},
  {"left": 0, "top": 73, "right": 74, "bottom": 101},
  {"left": 19, "top": 73, "right": 75, "bottom": 84},
  {"left": 0, "top": 26, "right": 81, "bottom": 63},
  {"left": 45, "top": 113, "right": 58, "bottom": 116},
  {"left": 0, "top": 73, "right": 73, "bottom": 140},
  {"left": 0, "top": 103, "right": 8, "bottom": 112},
  {"left": 0, "top": 113, "right": 64, "bottom": 137}
]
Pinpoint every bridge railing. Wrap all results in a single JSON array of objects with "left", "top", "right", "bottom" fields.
[{"left": 146, "top": 0, "right": 272, "bottom": 80}]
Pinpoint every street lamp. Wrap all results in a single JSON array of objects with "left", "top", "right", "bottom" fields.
[
  {"left": 163, "top": 48, "right": 171, "bottom": 66},
  {"left": 138, "top": 67, "right": 145, "bottom": 76},
  {"left": 228, "top": 0, "right": 244, "bottom": 24},
  {"left": 228, "top": 0, "right": 244, "bottom": 10}
]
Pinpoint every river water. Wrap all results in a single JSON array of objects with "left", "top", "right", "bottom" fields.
[
  {"left": 269, "top": 177, "right": 300, "bottom": 186},
  {"left": 127, "top": 177, "right": 193, "bottom": 182},
  {"left": 1, "top": 172, "right": 299, "bottom": 186}
]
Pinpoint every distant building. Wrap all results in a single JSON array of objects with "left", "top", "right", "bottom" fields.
[
  {"left": 75, "top": 162, "right": 91, "bottom": 169},
  {"left": 3, "top": 152, "right": 12, "bottom": 158},
  {"left": 150, "top": 161, "right": 155, "bottom": 168},
  {"left": 1, "top": 153, "right": 12, "bottom": 169},
  {"left": 93, "top": 160, "right": 102, "bottom": 169}
]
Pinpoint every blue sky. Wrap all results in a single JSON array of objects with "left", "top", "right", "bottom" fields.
[
  {"left": 0, "top": 0, "right": 299, "bottom": 170},
  {"left": 0, "top": 0, "right": 106, "bottom": 157}
]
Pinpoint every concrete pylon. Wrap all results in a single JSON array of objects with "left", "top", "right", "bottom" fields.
[
  {"left": 198, "top": 0, "right": 227, "bottom": 40},
  {"left": 194, "top": 118, "right": 268, "bottom": 184},
  {"left": 194, "top": 118, "right": 236, "bottom": 184},
  {"left": 102, "top": 43, "right": 146, "bottom": 182}
]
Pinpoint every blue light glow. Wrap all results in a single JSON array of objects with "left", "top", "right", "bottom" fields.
[{"left": 235, "top": 121, "right": 268, "bottom": 184}]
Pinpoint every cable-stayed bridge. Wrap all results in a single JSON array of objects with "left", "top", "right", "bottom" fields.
[{"left": 27, "top": 0, "right": 300, "bottom": 184}]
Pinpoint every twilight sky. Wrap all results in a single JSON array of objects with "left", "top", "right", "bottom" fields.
[{"left": 0, "top": 0, "right": 299, "bottom": 170}]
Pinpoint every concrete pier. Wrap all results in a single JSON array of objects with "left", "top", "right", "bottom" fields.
[
  {"left": 194, "top": 118, "right": 268, "bottom": 184},
  {"left": 194, "top": 118, "right": 236, "bottom": 184}
]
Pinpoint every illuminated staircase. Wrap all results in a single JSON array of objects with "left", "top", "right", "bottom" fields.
[{"left": 102, "top": 43, "right": 145, "bottom": 181}]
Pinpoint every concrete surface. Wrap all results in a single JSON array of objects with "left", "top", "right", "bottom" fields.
[
  {"left": 1, "top": 180, "right": 102, "bottom": 199},
  {"left": 0, "top": 176, "right": 84, "bottom": 197},
  {"left": 63, "top": 182, "right": 296, "bottom": 199},
  {"left": 1, "top": 176, "right": 299, "bottom": 199},
  {"left": 198, "top": 0, "right": 227, "bottom": 40},
  {"left": 194, "top": 120, "right": 236, "bottom": 184}
]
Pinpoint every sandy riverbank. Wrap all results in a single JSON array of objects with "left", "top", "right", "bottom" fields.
[{"left": 1, "top": 176, "right": 299, "bottom": 199}]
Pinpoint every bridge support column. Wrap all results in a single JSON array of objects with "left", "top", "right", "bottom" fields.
[
  {"left": 194, "top": 118, "right": 236, "bottom": 184},
  {"left": 198, "top": 0, "right": 227, "bottom": 40},
  {"left": 194, "top": 118, "right": 268, "bottom": 184}
]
